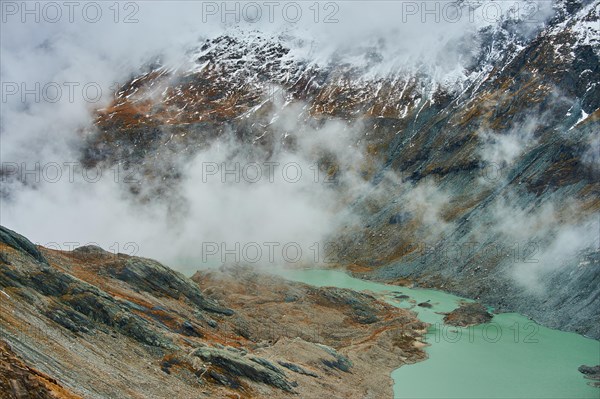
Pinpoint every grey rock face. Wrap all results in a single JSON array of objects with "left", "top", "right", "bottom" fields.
[
  {"left": 316, "top": 344, "right": 352, "bottom": 373},
  {"left": 191, "top": 346, "right": 295, "bottom": 391},
  {"left": 102, "top": 257, "right": 234, "bottom": 316},
  {"left": 0, "top": 225, "right": 47, "bottom": 265}
]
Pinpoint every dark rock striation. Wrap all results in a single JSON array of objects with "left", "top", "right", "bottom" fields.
[{"left": 0, "top": 227, "right": 427, "bottom": 398}]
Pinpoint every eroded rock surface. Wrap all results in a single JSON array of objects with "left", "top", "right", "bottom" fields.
[
  {"left": 0, "top": 226, "right": 427, "bottom": 398},
  {"left": 0, "top": 340, "right": 81, "bottom": 399},
  {"left": 443, "top": 302, "right": 494, "bottom": 327}
]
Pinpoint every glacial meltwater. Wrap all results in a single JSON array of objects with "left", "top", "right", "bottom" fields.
[{"left": 267, "top": 268, "right": 600, "bottom": 399}]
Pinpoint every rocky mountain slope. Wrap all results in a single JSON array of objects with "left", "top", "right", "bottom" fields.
[
  {"left": 0, "top": 226, "right": 427, "bottom": 398},
  {"left": 60, "top": 1, "right": 600, "bottom": 338},
  {"left": 0, "top": 339, "right": 81, "bottom": 399}
]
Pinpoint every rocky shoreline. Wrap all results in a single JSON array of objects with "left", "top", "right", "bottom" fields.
[{"left": 0, "top": 226, "right": 427, "bottom": 398}]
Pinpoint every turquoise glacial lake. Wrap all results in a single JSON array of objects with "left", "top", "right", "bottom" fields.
[{"left": 266, "top": 268, "right": 600, "bottom": 399}]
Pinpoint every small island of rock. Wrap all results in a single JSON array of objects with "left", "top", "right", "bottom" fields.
[{"left": 443, "top": 302, "right": 493, "bottom": 327}]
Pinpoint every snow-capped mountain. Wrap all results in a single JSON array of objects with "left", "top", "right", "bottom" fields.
[{"left": 4, "top": 0, "right": 600, "bottom": 338}]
